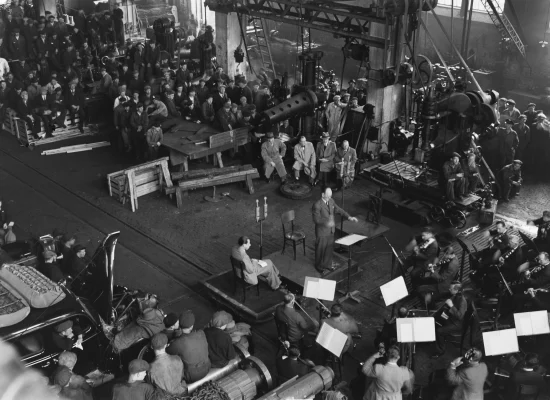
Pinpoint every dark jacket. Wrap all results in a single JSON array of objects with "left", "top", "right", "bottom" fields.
[
  {"left": 311, "top": 198, "right": 350, "bottom": 237},
  {"left": 129, "top": 111, "right": 148, "bottom": 132},
  {"left": 166, "top": 330, "right": 210, "bottom": 382},
  {"left": 204, "top": 327, "right": 236, "bottom": 368},
  {"left": 274, "top": 304, "right": 310, "bottom": 344},
  {"left": 276, "top": 357, "right": 310, "bottom": 383}
]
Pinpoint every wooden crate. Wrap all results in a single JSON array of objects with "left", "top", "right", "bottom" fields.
[{"left": 107, "top": 157, "right": 173, "bottom": 212}]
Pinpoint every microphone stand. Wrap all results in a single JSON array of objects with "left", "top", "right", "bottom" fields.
[{"left": 336, "top": 160, "right": 347, "bottom": 253}]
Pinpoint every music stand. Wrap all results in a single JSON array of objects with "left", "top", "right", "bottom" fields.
[{"left": 335, "top": 234, "right": 367, "bottom": 303}]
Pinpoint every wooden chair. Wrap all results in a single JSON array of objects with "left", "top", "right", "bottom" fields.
[
  {"left": 281, "top": 210, "right": 306, "bottom": 260},
  {"left": 230, "top": 256, "right": 259, "bottom": 302}
]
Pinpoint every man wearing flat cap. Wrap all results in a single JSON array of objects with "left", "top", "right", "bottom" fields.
[
  {"left": 498, "top": 160, "right": 523, "bottom": 202},
  {"left": 204, "top": 311, "right": 237, "bottom": 368},
  {"left": 501, "top": 99, "right": 520, "bottom": 123},
  {"left": 52, "top": 320, "right": 83, "bottom": 351},
  {"left": 112, "top": 359, "right": 157, "bottom": 400},
  {"left": 261, "top": 131, "right": 287, "bottom": 183},
  {"left": 163, "top": 313, "right": 182, "bottom": 341},
  {"left": 213, "top": 83, "right": 228, "bottom": 113},
  {"left": 442, "top": 152, "right": 466, "bottom": 201},
  {"left": 149, "top": 333, "right": 187, "bottom": 395},
  {"left": 166, "top": 310, "right": 211, "bottom": 382},
  {"left": 66, "top": 244, "right": 87, "bottom": 278},
  {"left": 514, "top": 114, "right": 530, "bottom": 160},
  {"left": 523, "top": 103, "right": 541, "bottom": 127},
  {"left": 497, "top": 119, "right": 519, "bottom": 169}
]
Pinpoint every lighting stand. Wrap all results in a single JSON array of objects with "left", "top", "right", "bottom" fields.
[{"left": 255, "top": 197, "right": 268, "bottom": 260}]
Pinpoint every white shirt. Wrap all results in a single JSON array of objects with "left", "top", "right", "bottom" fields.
[{"left": 0, "top": 58, "right": 9, "bottom": 79}]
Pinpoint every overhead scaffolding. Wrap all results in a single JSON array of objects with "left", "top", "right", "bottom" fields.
[{"left": 480, "top": 0, "right": 526, "bottom": 59}]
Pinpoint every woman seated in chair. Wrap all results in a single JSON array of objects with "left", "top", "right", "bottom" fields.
[{"left": 231, "top": 236, "right": 283, "bottom": 291}]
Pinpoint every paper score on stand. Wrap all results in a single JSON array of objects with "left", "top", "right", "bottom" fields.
[
  {"left": 380, "top": 276, "right": 408, "bottom": 306},
  {"left": 303, "top": 277, "right": 337, "bottom": 301}
]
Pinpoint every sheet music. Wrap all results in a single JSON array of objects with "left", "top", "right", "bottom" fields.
[
  {"left": 514, "top": 311, "right": 550, "bottom": 336},
  {"left": 380, "top": 276, "right": 408, "bottom": 306},
  {"left": 316, "top": 322, "right": 348, "bottom": 357},
  {"left": 335, "top": 234, "right": 368, "bottom": 246},
  {"left": 396, "top": 317, "right": 435, "bottom": 343},
  {"left": 257, "top": 260, "right": 267, "bottom": 268},
  {"left": 483, "top": 329, "right": 519, "bottom": 356},
  {"left": 303, "top": 277, "right": 337, "bottom": 301}
]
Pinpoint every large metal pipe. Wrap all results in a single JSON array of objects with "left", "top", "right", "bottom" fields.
[
  {"left": 187, "top": 343, "right": 250, "bottom": 394},
  {"left": 260, "top": 90, "right": 318, "bottom": 131},
  {"left": 256, "top": 366, "right": 334, "bottom": 400},
  {"left": 215, "top": 356, "right": 273, "bottom": 400}
]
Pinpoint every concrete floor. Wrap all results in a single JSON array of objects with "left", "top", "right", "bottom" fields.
[{"left": 1, "top": 130, "right": 549, "bottom": 398}]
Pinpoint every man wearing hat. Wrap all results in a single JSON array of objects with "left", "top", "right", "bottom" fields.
[
  {"left": 99, "top": 66, "right": 113, "bottom": 94},
  {"left": 166, "top": 310, "right": 211, "bottom": 382},
  {"left": 8, "top": 28, "right": 27, "bottom": 61},
  {"left": 442, "top": 152, "right": 466, "bottom": 201},
  {"left": 112, "top": 359, "right": 157, "bottom": 399},
  {"left": 530, "top": 114, "right": 550, "bottom": 176},
  {"left": 261, "top": 130, "right": 287, "bottom": 183},
  {"left": 293, "top": 135, "right": 317, "bottom": 184},
  {"left": 215, "top": 99, "right": 237, "bottom": 131},
  {"left": 67, "top": 244, "right": 87, "bottom": 278},
  {"left": 498, "top": 119, "right": 519, "bottom": 168},
  {"left": 204, "top": 311, "right": 237, "bottom": 368},
  {"left": 498, "top": 160, "right": 523, "bottom": 202},
  {"left": 52, "top": 320, "right": 83, "bottom": 351},
  {"left": 514, "top": 114, "right": 531, "bottom": 160},
  {"left": 130, "top": 102, "right": 149, "bottom": 160},
  {"left": 182, "top": 88, "right": 201, "bottom": 123},
  {"left": 528, "top": 211, "right": 550, "bottom": 253},
  {"left": 315, "top": 132, "right": 337, "bottom": 187},
  {"left": 33, "top": 86, "right": 55, "bottom": 137},
  {"left": 325, "top": 94, "right": 345, "bottom": 140},
  {"left": 41, "top": 249, "right": 64, "bottom": 283},
  {"left": 144, "top": 39, "right": 161, "bottom": 81},
  {"left": 415, "top": 232, "right": 460, "bottom": 305},
  {"left": 149, "top": 333, "right": 187, "bottom": 395},
  {"left": 276, "top": 346, "right": 313, "bottom": 383},
  {"left": 145, "top": 120, "right": 163, "bottom": 160},
  {"left": 53, "top": 364, "right": 93, "bottom": 400},
  {"left": 213, "top": 83, "right": 228, "bottom": 113},
  {"left": 201, "top": 93, "right": 215, "bottom": 123},
  {"left": 346, "top": 79, "right": 358, "bottom": 99},
  {"left": 163, "top": 313, "right": 182, "bottom": 341},
  {"left": 501, "top": 99, "right": 520, "bottom": 124},
  {"left": 237, "top": 79, "right": 253, "bottom": 104},
  {"left": 523, "top": 103, "right": 541, "bottom": 127}
]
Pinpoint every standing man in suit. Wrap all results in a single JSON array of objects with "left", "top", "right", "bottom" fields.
[
  {"left": 65, "top": 82, "right": 85, "bottom": 133},
  {"left": 312, "top": 187, "right": 357, "bottom": 273},
  {"left": 334, "top": 140, "right": 357, "bottom": 191},
  {"left": 315, "top": 132, "right": 337, "bottom": 188},
  {"left": 362, "top": 345, "right": 415, "bottom": 400},
  {"left": 447, "top": 348, "right": 488, "bottom": 400}
]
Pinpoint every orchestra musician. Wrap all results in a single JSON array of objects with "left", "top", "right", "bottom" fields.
[
  {"left": 405, "top": 228, "right": 439, "bottom": 288},
  {"left": 321, "top": 304, "right": 360, "bottom": 354},
  {"left": 472, "top": 235, "right": 524, "bottom": 295},
  {"left": 432, "top": 282, "right": 467, "bottom": 358},
  {"left": 415, "top": 233, "right": 460, "bottom": 306},
  {"left": 471, "top": 220, "right": 510, "bottom": 268},
  {"left": 528, "top": 211, "right": 550, "bottom": 253},
  {"left": 508, "top": 252, "right": 550, "bottom": 313}
]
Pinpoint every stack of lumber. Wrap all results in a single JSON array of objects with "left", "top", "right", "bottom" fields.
[
  {"left": 41, "top": 141, "right": 110, "bottom": 155},
  {"left": 165, "top": 164, "right": 259, "bottom": 208},
  {"left": 10, "top": 110, "right": 93, "bottom": 147},
  {"left": 107, "top": 157, "right": 173, "bottom": 212}
]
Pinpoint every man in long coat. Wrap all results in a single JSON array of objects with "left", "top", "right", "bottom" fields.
[
  {"left": 497, "top": 119, "right": 518, "bottom": 170},
  {"left": 293, "top": 136, "right": 316, "bottom": 184},
  {"left": 261, "top": 131, "right": 287, "bottom": 183},
  {"left": 315, "top": 132, "right": 337, "bottom": 188},
  {"left": 325, "top": 94, "right": 345, "bottom": 140}
]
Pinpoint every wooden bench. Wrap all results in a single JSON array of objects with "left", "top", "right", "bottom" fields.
[
  {"left": 165, "top": 164, "right": 260, "bottom": 208},
  {"left": 10, "top": 109, "right": 93, "bottom": 147},
  {"left": 107, "top": 157, "right": 173, "bottom": 212}
]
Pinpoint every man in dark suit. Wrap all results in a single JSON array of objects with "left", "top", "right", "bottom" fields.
[
  {"left": 237, "top": 79, "right": 253, "bottom": 105},
  {"left": 212, "top": 84, "right": 228, "bottom": 113},
  {"left": 129, "top": 102, "right": 148, "bottom": 160},
  {"left": 432, "top": 282, "right": 467, "bottom": 358},
  {"left": 312, "top": 187, "right": 357, "bottom": 273},
  {"left": 447, "top": 348, "right": 488, "bottom": 400},
  {"left": 16, "top": 90, "right": 42, "bottom": 139},
  {"left": 276, "top": 346, "right": 313, "bottom": 384},
  {"left": 509, "top": 353, "right": 546, "bottom": 394},
  {"left": 33, "top": 86, "right": 55, "bottom": 137},
  {"left": 65, "top": 82, "right": 85, "bottom": 132}
]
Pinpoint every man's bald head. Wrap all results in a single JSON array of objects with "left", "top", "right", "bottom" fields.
[
  {"left": 322, "top": 187, "right": 332, "bottom": 201},
  {"left": 342, "top": 140, "right": 349, "bottom": 150}
]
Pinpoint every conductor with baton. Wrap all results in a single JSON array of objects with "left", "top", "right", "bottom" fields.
[{"left": 312, "top": 187, "right": 358, "bottom": 274}]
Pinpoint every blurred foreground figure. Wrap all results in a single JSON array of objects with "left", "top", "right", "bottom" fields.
[{"left": 0, "top": 339, "right": 61, "bottom": 400}]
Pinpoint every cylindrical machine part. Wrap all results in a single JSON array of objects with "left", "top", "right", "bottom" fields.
[
  {"left": 187, "top": 343, "right": 250, "bottom": 394},
  {"left": 215, "top": 356, "right": 273, "bottom": 400},
  {"left": 256, "top": 366, "right": 334, "bottom": 400},
  {"left": 260, "top": 90, "right": 318, "bottom": 129}
]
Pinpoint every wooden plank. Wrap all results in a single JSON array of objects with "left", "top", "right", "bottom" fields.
[
  {"left": 172, "top": 165, "right": 254, "bottom": 181},
  {"left": 136, "top": 182, "right": 160, "bottom": 196},
  {"left": 177, "top": 169, "right": 260, "bottom": 188},
  {"left": 176, "top": 187, "right": 183, "bottom": 209},
  {"left": 107, "top": 157, "right": 169, "bottom": 180},
  {"left": 160, "top": 160, "right": 173, "bottom": 188},
  {"left": 216, "top": 152, "right": 224, "bottom": 168},
  {"left": 127, "top": 170, "right": 137, "bottom": 212},
  {"left": 246, "top": 174, "right": 254, "bottom": 194},
  {"left": 178, "top": 172, "right": 260, "bottom": 191}
]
